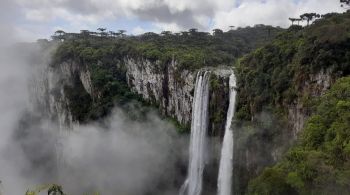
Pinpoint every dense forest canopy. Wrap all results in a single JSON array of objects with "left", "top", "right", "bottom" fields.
[{"left": 47, "top": 25, "right": 283, "bottom": 125}]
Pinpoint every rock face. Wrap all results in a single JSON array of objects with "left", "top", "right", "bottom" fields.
[
  {"left": 125, "top": 57, "right": 194, "bottom": 126},
  {"left": 125, "top": 57, "right": 232, "bottom": 134},
  {"left": 30, "top": 53, "right": 233, "bottom": 136},
  {"left": 29, "top": 60, "right": 94, "bottom": 130},
  {"left": 288, "top": 68, "right": 333, "bottom": 137},
  {"left": 30, "top": 55, "right": 233, "bottom": 194},
  {"left": 234, "top": 68, "right": 337, "bottom": 195}
]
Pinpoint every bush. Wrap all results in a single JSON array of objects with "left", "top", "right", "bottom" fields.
[{"left": 247, "top": 77, "right": 350, "bottom": 194}]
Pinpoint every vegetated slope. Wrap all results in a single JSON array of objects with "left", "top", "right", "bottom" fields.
[
  {"left": 234, "top": 12, "right": 350, "bottom": 194},
  {"left": 248, "top": 76, "right": 350, "bottom": 195},
  {"left": 236, "top": 12, "right": 350, "bottom": 121},
  {"left": 50, "top": 25, "right": 283, "bottom": 124}
]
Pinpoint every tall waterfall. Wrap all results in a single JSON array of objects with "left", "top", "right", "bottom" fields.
[
  {"left": 217, "top": 73, "right": 237, "bottom": 195},
  {"left": 180, "top": 71, "right": 210, "bottom": 195}
]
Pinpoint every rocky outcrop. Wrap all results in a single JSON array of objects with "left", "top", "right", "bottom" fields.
[
  {"left": 288, "top": 68, "right": 333, "bottom": 137},
  {"left": 36, "top": 56, "right": 233, "bottom": 137},
  {"left": 29, "top": 60, "right": 95, "bottom": 130},
  {"left": 234, "top": 68, "right": 337, "bottom": 195},
  {"left": 125, "top": 57, "right": 232, "bottom": 134},
  {"left": 125, "top": 57, "right": 194, "bottom": 126}
]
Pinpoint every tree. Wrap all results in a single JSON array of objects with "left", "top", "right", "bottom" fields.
[
  {"left": 266, "top": 25, "right": 274, "bottom": 37},
  {"left": 300, "top": 13, "right": 320, "bottom": 26},
  {"left": 25, "top": 184, "right": 64, "bottom": 195},
  {"left": 55, "top": 30, "right": 65, "bottom": 36},
  {"left": 289, "top": 18, "right": 297, "bottom": 25},
  {"left": 340, "top": 0, "right": 350, "bottom": 9},
  {"left": 47, "top": 185, "right": 64, "bottom": 195},
  {"left": 188, "top": 28, "right": 198, "bottom": 35},
  {"left": 97, "top": 28, "right": 106, "bottom": 37},
  {"left": 118, "top": 30, "right": 126, "bottom": 36},
  {"left": 52, "top": 30, "right": 66, "bottom": 41},
  {"left": 80, "top": 30, "right": 90, "bottom": 39},
  {"left": 109, "top": 31, "right": 116, "bottom": 38},
  {"left": 161, "top": 31, "right": 172, "bottom": 36},
  {"left": 212, "top": 29, "right": 223, "bottom": 36},
  {"left": 229, "top": 26, "right": 235, "bottom": 30},
  {"left": 289, "top": 18, "right": 302, "bottom": 26},
  {"left": 181, "top": 31, "right": 189, "bottom": 36}
]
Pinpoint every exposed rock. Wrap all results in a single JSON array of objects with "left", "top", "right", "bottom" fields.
[
  {"left": 28, "top": 60, "right": 94, "bottom": 130},
  {"left": 125, "top": 57, "right": 194, "bottom": 126},
  {"left": 288, "top": 68, "right": 333, "bottom": 137},
  {"left": 125, "top": 57, "right": 233, "bottom": 134}
]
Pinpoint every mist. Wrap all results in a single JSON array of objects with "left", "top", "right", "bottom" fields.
[{"left": 0, "top": 30, "right": 187, "bottom": 195}]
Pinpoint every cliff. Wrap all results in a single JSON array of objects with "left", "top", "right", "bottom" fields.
[
  {"left": 234, "top": 12, "right": 350, "bottom": 194},
  {"left": 45, "top": 56, "right": 232, "bottom": 138}
]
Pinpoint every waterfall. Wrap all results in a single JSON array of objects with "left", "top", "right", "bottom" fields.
[
  {"left": 217, "top": 73, "right": 237, "bottom": 195},
  {"left": 180, "top": 71, "right": 210, "bottom": 195}
]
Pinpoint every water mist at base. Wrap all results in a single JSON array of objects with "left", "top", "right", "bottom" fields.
[
  {"left": 217, "top": 73, "right": 237, "bottom": 195},
  {"left": 180, "top": 71, "right": 210, "bottom": 195},
  {"left": 0, "top": 42, "right": 186, "bottom": 195}
]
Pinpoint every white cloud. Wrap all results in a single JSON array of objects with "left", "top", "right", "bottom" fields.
[
  {"left": 131, "top": 26, "right": 147, "bottom": 35},
  {"left": 5, "top": 0, "right": 346, "bottom": 40},
  {"left": 213, "top": 0, "right": 343, "bottom": 30}
]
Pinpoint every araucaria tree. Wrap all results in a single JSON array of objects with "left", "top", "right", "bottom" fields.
[
  {"left": 300, "top": 13, "right": 320, "bottom": 26},
  {"left": 97, "top": 28, "right": 107, "bottom": 37},
  {"left": 289, "top": 18, "right": 302, "bottom": 26},
  {"left": 212, "top": 29, "right": 223, "bottom": 36}
]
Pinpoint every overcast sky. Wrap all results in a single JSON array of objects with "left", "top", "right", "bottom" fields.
[{"left": 0, "top": 0, "right": 344, "bottom": 41}]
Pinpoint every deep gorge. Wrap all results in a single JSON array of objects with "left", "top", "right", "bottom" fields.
[{"left": 1, "top": 10, "right": 350, "bottom": 195}]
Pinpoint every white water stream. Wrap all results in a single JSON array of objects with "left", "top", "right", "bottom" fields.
[{"left": 217, "top": 73, "right": 237, "bottom": 195}]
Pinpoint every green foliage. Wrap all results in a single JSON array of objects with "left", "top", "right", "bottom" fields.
[
  {"left": 25, "top": 184, "right": 64, "bottom": 195},
  {"left": 53, "top": 25, "right": 283, "bottom": 72},
  {"left": 166, "top": 117, "right": 190, "bottom": 134},
  {"left": 50, "top": 38, "right": 148, "bottom": 121},
  {"left": 236, "top": 12, "right": 350, "bottom": 120},
  {"left": 50, "top": 25, "right": 283, "bottom": 123},
  {"left": 64, "top": 75, "right": 92, "bottom": 122},
  {"left": 247, "top": 76, "right": 350, "bottom": 195},
  {"left": 248, "top": 167, "right": 296, "bottom": 195}
]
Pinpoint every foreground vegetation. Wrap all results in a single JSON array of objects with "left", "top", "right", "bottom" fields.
[
  {"left": 236, "top": 12, "right": 350, "bottom": 120},
  {"left": 233, "top": 11, "right": 350, "bottom": 195},
  {"left": 248, "top": 76, "right": 350, "bottom": 195}
]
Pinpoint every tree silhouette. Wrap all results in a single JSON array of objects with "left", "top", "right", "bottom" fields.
[
  {"left": 97, "top": 28, "right": 106, "bottom": 37},
  {"left": 25, "top": 184, "right": 64, "bottom": 195},
  {"left": 55, "top": 30, "right": 65, "bottom": 36},
  {"left": 289, "top": 18, "right": 297, "bottom": 25},
  {"left": 47, "top": 185, "right": 64, "bottom": 195},
  {"left": 212, "top": 29, "right": 223, "bottom": 36},
  {"left": 188, "top": 28, "right": 198, "bottom": 35},
  {"left": 80, "top": 30, "right": 90, "bottom": 39},
  {"left": 289, "top": 18, "right": 302, "bottom": 26},
  {"left": 52, "top": 30, "right": 65, "bottom": 41},
  {"left": 109, "top": 31, "right": 116, "bottom": 38},
  {"left": 161, "top": 31, "right": 172, "bottom": 36},
  {"left": 118, "top": 30, "right": 126, "bottom": 36},
  {"left": 300, "top": 13, "right": 320, "bottom": 26},
  {"left": 340, "top": 0, "right": 350, "bottom": 9},
  {"left": 181, "top": 31, "right": 189, "bottom": 36}
]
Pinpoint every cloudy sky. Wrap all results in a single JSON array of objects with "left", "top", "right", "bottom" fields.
[{"left": 0, "top": 0, "right": 344, "bottom": 41}]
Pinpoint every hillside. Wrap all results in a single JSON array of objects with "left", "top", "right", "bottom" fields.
[
  {"left": 48, "top": 25, "right": 283, "bottom": 128},
  {"left": 234, "top": 12, "right": 350, "bottom": 194}
]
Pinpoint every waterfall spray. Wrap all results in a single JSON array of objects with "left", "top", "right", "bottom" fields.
[
  {"left": 217, "top": 73, "right": 237, "bottom": 195},
  {"left": 180, "top": 71, "right": 210, "bottom": 195}
]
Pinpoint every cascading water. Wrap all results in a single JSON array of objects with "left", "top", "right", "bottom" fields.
[
  {"left": 217, "top": 73, "right": 237, "bottom": 195},
  {"left": 180, "top": 71, "right": 210, "bottom": 195}
]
